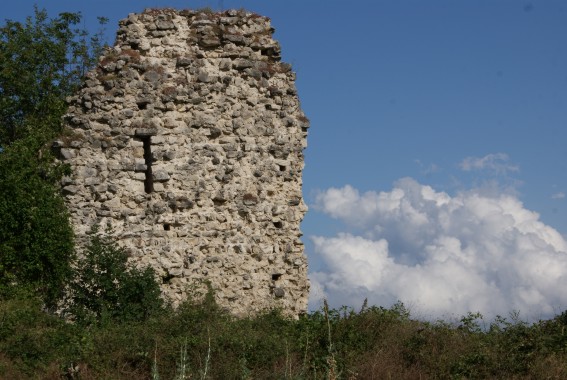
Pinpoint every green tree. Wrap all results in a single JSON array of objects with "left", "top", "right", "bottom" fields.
[
  {"left": 66, "top": 226, "right": 164, "bottom": 325},
  {"left": 0, "top": 7, "right": 106, "bottom": 306},
  {"left": 0, "top": 133, "right": 74, "bottom": 306},
  {"left": 0, "top": 6, "right": 106, "bottom": 146}
]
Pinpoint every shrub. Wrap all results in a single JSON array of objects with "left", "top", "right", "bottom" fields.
[
  {"left": 0, "top": 134, "right": 74, "bottom": 308},
  {"left": 0, "top": 296, "right": 80, "bottom": 376},
  {"left": 0, "top": 6, "right": 107, "bottom": 308},
  {"left": 65, "top": 226, "right": 163, "bottom": 325}
]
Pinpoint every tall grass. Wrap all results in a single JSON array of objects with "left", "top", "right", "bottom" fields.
[{"left": 2, "top": 294, "right": 567, "bottom": 379}]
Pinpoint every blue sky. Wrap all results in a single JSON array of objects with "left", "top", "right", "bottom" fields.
[{"left": 6, "top": 1, "right": 567, "bottom": 320}]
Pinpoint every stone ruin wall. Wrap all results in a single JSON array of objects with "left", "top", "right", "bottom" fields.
[{"left": 57, "top": 8, "right": 310, "bottom": 317}]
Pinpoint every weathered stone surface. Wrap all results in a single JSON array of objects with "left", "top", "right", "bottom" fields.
[
  {"left": 135, "top": 128, "right": 158, "bottom": 136},
  {"left": 60, "top": 8, "right": 310, "bottom": 318},
  {"left": 153, "top": 170, "right": 170, "bottom": 182}
]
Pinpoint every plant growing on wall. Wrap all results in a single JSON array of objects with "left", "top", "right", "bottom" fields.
[{"left": 65, "top": 226, "right": 164, "bottom": 325}]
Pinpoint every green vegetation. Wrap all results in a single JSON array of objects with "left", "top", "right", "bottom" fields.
[
  {"left": 64, "top": 226, "right": 164, "bottom": 325},
  {"left": 0, "top": 136, "right": 74, "bottom": 307},
  {"left": 0, "top": 7, "right": 106, "bottom": 146},
  {"left": 3, "top": 7, "right": 567, "bottom": 380},
  {"left": 3, "top": 297, "right": 567, "bottom": 379},
  {"left": 0, "top": 7, "right": 105, "bottom": 307}
]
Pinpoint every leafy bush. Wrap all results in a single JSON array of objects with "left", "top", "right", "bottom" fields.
[
  {"left": 0, "top": 296, "right": 81, "bottom": 377},
  {"left": 0, "top": 134, "right": 74, "bottom": 307},
  {"left": 3, "top": 296, "right": 567, "bottom": 379},
  {"left": 0, "top": 7, "right": 106, "bottom": 307},
  {"left": 65, "top": 226, "right": 164, "bottom": 325}
]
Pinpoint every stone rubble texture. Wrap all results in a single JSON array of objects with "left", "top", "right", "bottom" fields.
[{"left": 57, "top": 8, "right": 310, "bottom": 317}]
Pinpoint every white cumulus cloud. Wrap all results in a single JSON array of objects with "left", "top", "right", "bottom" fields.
[{"left": 310, "top": 178, "right": 567, "bottom": 321}]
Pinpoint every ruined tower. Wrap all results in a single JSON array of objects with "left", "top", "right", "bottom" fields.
[{"left": 57, "top": 8, "right": 310, "bottom": 317}]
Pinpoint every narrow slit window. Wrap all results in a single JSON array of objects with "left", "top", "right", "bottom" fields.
[{"left": 142, "top": 136, "right": 154, "bottom": 193}]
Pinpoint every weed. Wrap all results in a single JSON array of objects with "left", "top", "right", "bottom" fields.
[
  {"left": 99, "top": 48, "right": 140, "bottom": 67},
  {"left": 323, "top": 300, "right": 338, "bottom": 379},
  {"left": 143, "top": 8, "right": 179, "bottom": 17},
  {"left": 258, "top": 62, "right": 292, "bottom": 77},
  {"left": 119, "top": 48, "right": 142, "bottom": 62},
  {"left": 151, "top": 341, "right": 160, "bottom": 380},
  {"left": 174, "top": 338, "right": 189, "bottom": 380},
  {"left": 3, "top": 297, "right": 567, "bottom": 378},
  {"left": 197, "top": 7, "right": 215, "bottom": 15}
]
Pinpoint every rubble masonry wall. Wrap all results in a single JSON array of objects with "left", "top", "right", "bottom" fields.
[{"left": 57, "top": 8, "right": 310, "bottom": 317}]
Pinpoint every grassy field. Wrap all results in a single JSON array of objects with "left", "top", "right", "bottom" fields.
[{"left": 2, "top": 294, "right": 567, "bottom": 380}]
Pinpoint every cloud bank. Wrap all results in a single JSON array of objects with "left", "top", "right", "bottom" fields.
[{"left": 310, "top": 178, "right": 567, "bottom": 321}]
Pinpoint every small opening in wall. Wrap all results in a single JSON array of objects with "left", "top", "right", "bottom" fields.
[
  {"left": 273, "top": 221, "right": 283, "bottom": 229},
  {"left": 278, "top": 165, "right": 286, "bottom": 172},
  {"left": 162, "top": 273, "right": 174, "bottom": 284},
  {"left": 213, "top": 198, "right": 227, "bottom": 207},
  {"left": 137, "top": 101, "right": 149, "bottom": 110},
  {"left": 272, "top": 274, "right": 282, "bottom": 281},
  {"left": 142, "top": 136, "right": 154, "bottom": 193},
  {"left": 163, "top": 223, "right": 171, "bottom": 231}
]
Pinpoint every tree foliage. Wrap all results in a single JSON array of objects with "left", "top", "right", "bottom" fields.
[
  {"left": 65, "top": 226, "right": 164, "bottom": 325},
  {"left": 0, "top": 7, "right": 106, "bottom": 305},
  {"left": 0, "top": 6, "right": 106, "bottom": 146},
  {"left": 0, "top": 133, "right": 74, "bottom": 306}
]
